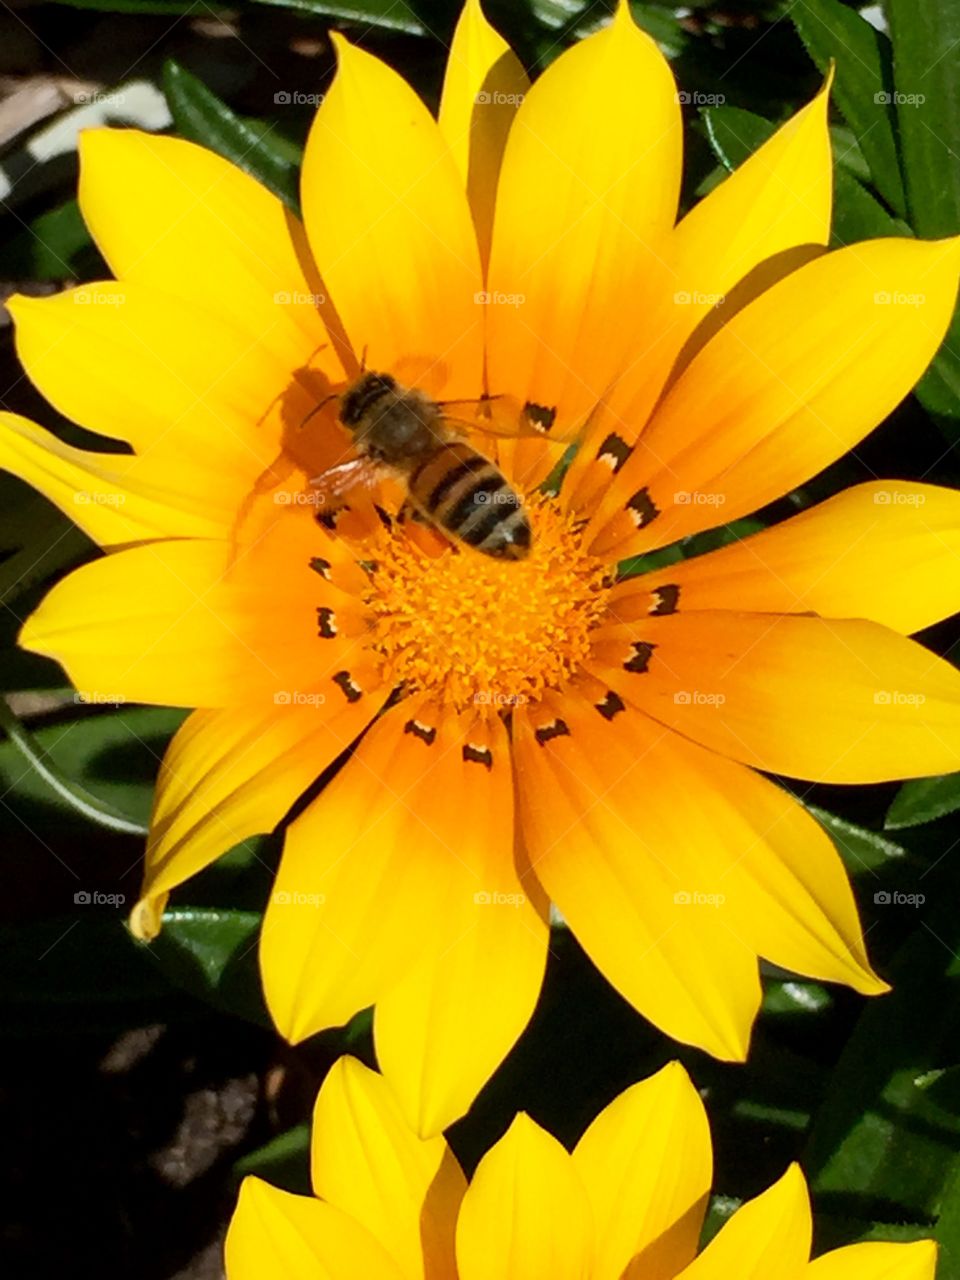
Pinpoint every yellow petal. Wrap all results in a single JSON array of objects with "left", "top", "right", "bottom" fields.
[
  {"left": 132, "top": 698, "right": 376, "bottom": 940},
  {"left": 19, "top": 532, "right": 365, "bottom": 709},
  {"left": 0, "top": 411, "right": 227, "bottom": 546},
  {"left": 572, "top": 1062, "right": 711, "bottom": 1280},
  {"left": 577, "top": 77, "right": 833, "bottom": 477},
  {"left": 310, "top": 1057, "right": 466, "bottom": 1280},
  {"left": 261, "top": 699, "right": 502, "bottom": 1041},
  {"left": 301, "top": 34, "right": 484, "bottom": 398},
  {"left": 584, "top": 680, "right": 881, "bottom": 992},
  {"left": 7, "top": 285, "right": 298, "bottom": 479},
  {"left": 514, "top": 695, "right": 761, "bottom": 1060},
  {"left": 456, "top": 1113, "right": 593, "bottom": 1280},
  {"left": 438, "top": 0, "right": 529, "bottom": 267},
  {"left": 587, "top": 236, "right": 960, "bottom": 559},
  {"left": 225, "top": 1176, "right": 406, "bottom": 1280},
  {"left": 806, "top": 1240, "right": 938, "bottom": 1280},
  {"left": 78, "top": 128, "right": 340, "bottom": 378},
  {"left": 596, "top": 610, "right": 960, "bottom": 783},
  {"left": 636, "top": 480, "right": 960, "bottom": 635},
  {"left": 669, "top": 75, "right": 833, "bottom": 364},
  {"left": 485, "top": 1, "right": 681, "bottom": 435},
  {"left": 375, "top": 712, "right": 548, "bottom": 1136},
  {"left": 676, "top": 1165, "right": 810, "bottom": 1280}
]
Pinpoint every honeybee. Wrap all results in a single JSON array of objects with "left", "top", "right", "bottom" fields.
[{"left": 310, "top": 371, "right": 532, "bottom": 560}]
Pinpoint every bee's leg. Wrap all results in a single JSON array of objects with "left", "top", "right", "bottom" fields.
[{"left": 396, "top": 497, "right": 430, "bottom": 526}]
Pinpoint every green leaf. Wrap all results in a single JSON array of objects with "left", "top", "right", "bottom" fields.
[
  {"left": 162, "top": 60, "right": 300, "bottom": 210},
  {"left": 886, "top": 0, "right": 960, "bottom": 239},
  {"left": 702, "top": 104, "right": 905, "bottom": 250},
  {"left": 809, "top": 807, "right": 908, "bottom": 876},
  {"left": 248, "top": 0, "right": 427, "bottom": 34},
  {"left": 0, "top": 914, "right": 176, "bottom": 1036},
  {"left": 0, "top": 475, "right": 93, "bottom": 611},
  {"left": 0, "top": 702, "right": 184, "bottom": 829},
  {"left": 886, "top": 773, "right": 960, "bottom": 830},
  {"left": 234, "top": 1123, "right": 311, "bottom": 1193},
  {"left": 790, "top": 0, "right": 906, "bottom": 216},
  {"left": 0, "top": 699, "right": 149, "bottom": 837},
  {"left": 0, "top": 199, "right": 100, "bottom": 281},
  {"left": 147, "top": 906, "right": 268, "bottom": 1024},
  {"left": 804, "top": 912, "right": 960, "bottom": 1224}
]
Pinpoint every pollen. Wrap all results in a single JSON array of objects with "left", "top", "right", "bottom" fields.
[{"left": 362, "top": 495, "right": 612, "bottom": 709}]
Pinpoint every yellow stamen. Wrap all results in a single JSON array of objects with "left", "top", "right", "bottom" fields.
[{"left": 363, "top": 495, "right": 611, "bottom": 709}]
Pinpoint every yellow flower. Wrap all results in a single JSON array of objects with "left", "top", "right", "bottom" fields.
[
  {"left": 225, "top": 1055, "right": 936, "bottom": 1280},
  {"left": 3, "top": 0, "right": 960, "bottom": 1135}
]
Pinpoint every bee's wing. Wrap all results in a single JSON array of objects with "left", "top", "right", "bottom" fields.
[
  {"left": 440, "top": 412, "right": 551, "bottom": 442},
  {"left": 309, "top": 456, "right": 389, "bottom": 507}
]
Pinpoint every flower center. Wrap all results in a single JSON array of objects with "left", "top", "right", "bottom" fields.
[{"left": 362, "top": 495, "right": 612, "bottom": 710}]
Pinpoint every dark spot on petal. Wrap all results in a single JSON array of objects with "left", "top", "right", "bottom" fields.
[
  {"left": 316, "top": 509, "right": 341, "bottom": 531},
  {"left": 535, "top": 718, "right": 571, "bottom": 745},
  {"left": 316, "top": 606, "right": 337, "bottom": 638},
  {"left": 623, "top": 641, "right": 656, "bottom": 674},
  {"left": 463, "top": 743, "right": 493, "bottom": 769},
  {"left": 650, "top": 583, "right": 680, "bottom": 616},
  {"left": 332, "top": 670, "right": 362, "bottom": 702},
  {"left": 405, "top": 718, "right": 437, "bottom": 746},
  {"left": 524, "top": 401, "right": 557, "bottom": 432},
  {"left": 595, "top": 690, "right": 626, "bottom": 720},
  {"left": 374, "top": 504, "right": 394, "bottom": 530},
  {"left": 310, "top": 557, "right": 332, "bottom": 580},
  {"left": 597, "top": 432, "right": 633, "bottom": 474},
  {"left": 626, "top": 487, "right": 659, "bottom": 528}
]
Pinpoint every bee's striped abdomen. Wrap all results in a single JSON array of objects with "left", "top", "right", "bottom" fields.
[{"left": 408, "top": 441, "right": 531, "bottom": 560}]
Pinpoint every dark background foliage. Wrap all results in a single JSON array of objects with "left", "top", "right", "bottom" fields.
[{"left": 2, "top": 0, "right": 960, "bottom": 1275}]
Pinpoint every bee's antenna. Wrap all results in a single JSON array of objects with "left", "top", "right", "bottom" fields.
[
  {"left": 359, "top": 344, "right": 369, "bottom": 376},
  {"left": 434, "top": 392, "right": 505, "bottom": 408},
  {"left": 298, "top": 391, "right": 340, "bottom": 433}
]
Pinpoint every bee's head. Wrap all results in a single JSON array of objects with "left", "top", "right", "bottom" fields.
[{"left": 340, "top": 371, "right": 397, "bottom": 429}]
